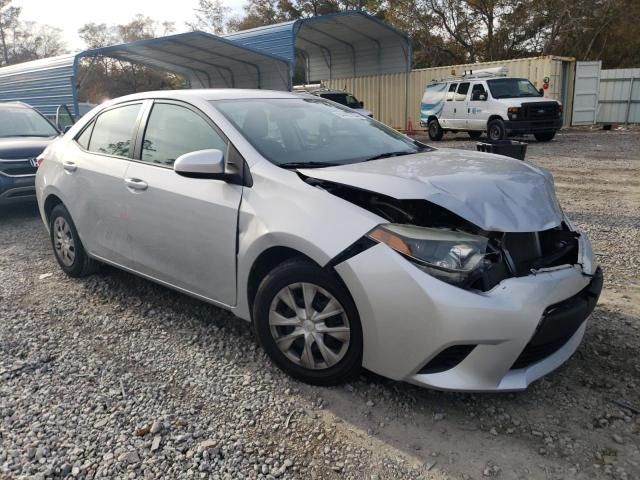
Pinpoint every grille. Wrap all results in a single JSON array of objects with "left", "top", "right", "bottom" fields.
[
  {"left": 521, "top": 102, "right": 558, "bottom": 120},
  {"left": 0, "top": 159, "right": 37, "bottom": 176}
]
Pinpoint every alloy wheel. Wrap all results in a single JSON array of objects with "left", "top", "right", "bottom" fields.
[{"left": 269, "top": 282, "right": 351, "bottom": 370}]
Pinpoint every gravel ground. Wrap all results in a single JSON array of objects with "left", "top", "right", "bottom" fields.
[{"left": 1, "top": 127, "right": 639, "bottom": 480}]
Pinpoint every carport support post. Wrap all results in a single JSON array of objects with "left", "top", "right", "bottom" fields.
[{"left": 625, "top": 77, "right": 636, "bottom": 125}]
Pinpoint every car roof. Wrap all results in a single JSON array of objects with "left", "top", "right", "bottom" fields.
[
  {"left": 106, "top": 89, "right": 301, "bottom": 105},
  {"left": 0, "top": 101, "right": 32, "bottom": 109}
]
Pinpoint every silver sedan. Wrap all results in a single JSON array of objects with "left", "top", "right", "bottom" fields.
[{"left": 35, "top": 89, "right": 602, "bottom": 391}]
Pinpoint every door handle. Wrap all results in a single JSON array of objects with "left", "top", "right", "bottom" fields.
[
  {"left": 454, "top": 108, "right": 457, "bottom": 113},
  {"left": 62, "top": 161, "right": 77, "bottom": 172},
  {"left": 125, "top": 177, "right": 148, "bottom": 191}
]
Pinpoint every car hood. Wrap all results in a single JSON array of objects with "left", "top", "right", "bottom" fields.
[
  {"left": 299, "top": 149, "right": 563, "bottom": 232},
  {"left": 0, "top": 136, "right": 58, "bottom": 159}
]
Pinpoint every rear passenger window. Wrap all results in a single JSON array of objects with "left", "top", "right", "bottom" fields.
[
  {"left": 141, "top": 103, "right": 227, "bottom": 167},
  {"left": 455, "top": 82, "right": 470, "bottom": 101},
  {"left": 76, "top": 122, "right": 94, "bottom": 149},
  {"left": 446, "top": 83, "right": 457, "bottom": 101},
  {"left": 88, "top": 104, "right": 141, "bottom": 157}
]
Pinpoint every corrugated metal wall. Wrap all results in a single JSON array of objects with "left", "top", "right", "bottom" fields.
[
  {"left": 0, "top": 54, "right": 77, "bottom": 118},
  {"left": 597, "top": 68, "right": 640, "bottom": 124},
  {"left": 326, "top": 56, "right": 575, "bottom": 130}
]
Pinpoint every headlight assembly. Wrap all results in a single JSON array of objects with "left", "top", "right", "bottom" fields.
[{"left": 368, "top": 224, "right": 492, "bottom": 287}]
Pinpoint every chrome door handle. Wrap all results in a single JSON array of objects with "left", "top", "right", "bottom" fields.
[
  {"left": 125, "top": 178, "right": 148, "bottom": 191},
  {"left": 62, "top": 161, "right": 77, "bottom": 172}
]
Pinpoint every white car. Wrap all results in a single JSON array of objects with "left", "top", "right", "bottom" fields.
[
  {"left": 35, "top": 89, "right": 602, "bottom": 391},
  {"left": 420, "top": 71, "right": 563, "bottom": 142}
]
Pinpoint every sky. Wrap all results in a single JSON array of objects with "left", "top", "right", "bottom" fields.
[{"left": 15, "top": 0, "right": 246, "bottom": 50}]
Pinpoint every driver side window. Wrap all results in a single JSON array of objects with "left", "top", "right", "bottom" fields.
[
  {"left": 471, "top": 83, "right": 487, "bottom": 101},
  {"left": 141, "top": 103, "right": 227, "bottom": 167}
]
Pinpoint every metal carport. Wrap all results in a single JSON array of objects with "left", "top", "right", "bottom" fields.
[
  {"left": 0, "top": 31, "right": 292, "bottom": 118},
  {"left": 224, "top": 11, "right": 411, "bottom": 82}
]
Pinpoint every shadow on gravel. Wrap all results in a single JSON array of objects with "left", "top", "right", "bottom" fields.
[{"left": 0, "top": 201, "right": 39, "bottom": 223}]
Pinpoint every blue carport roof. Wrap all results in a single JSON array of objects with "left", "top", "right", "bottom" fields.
[
  {"left": 0, "top": 31, "right": 292, "bottom": 117},
  {"left": 225, "top": 11, "right": 411, "bottom": 81}
]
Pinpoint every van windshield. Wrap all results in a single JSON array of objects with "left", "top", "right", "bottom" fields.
[
  {"left": 213, "top": 98, "right": 427, "bottom": 168},
  {"left": 487, "top": 78, "right": 542, "bottom": 99}
]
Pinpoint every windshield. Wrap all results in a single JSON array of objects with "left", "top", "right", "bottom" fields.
[
  {"left": 213, "top": 98, "right": 425, "bottom": 167},
  {"left": 487, "top": 78, "right": 542, "bottom": 99},
  {"left": 321, "top": 93, "right": 361, "bottom": 109},
  {"left": 0, "top": 106, "right": 59, "bottom": 138}
]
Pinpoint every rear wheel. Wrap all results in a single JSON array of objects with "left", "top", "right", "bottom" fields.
[
  {"left": 487, "top": 119, "right": 506, "bottom": 142},
  {"left": 428, "top": 118, "right": 444, "bottom": 141},
  {"left": 534, "top": 131, "right": 556, "bottom": 142},
  {"left": 49, "top": 204, "right": 98, "bottom": 277},
  {"left": 253, "top": 259, "right": 362, "bottom": 386},
  {"left": 468, "top": 131, "right": 482, "bottom": 139}
]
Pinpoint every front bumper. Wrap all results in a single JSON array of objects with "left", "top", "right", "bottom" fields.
[
  {"left": 0, "top": 173, "right": 36, "bottom": 206},
  {"left": 334, "top": 233, "right": 600, "bottom": 391},
  {"left": 505, "top": 118, "right": 562, "bottom": 133}
]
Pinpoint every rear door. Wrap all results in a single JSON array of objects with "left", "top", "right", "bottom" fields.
[
  {"left": 450, "top": 82, "right": 470, "bottom": 129},
  {"left": 64, "top": 102, "right": 143, "bottom": 265},
  {"left": 439, "top": 83, "right": 458, "bottom": 128},
  {"left": 123, "top": 100, "right": 243, "bottom": 306}
]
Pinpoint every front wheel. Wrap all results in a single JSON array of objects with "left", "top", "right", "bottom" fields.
[
  {"left": 487, "top": 119, "right": 506, "bottom": 141},
  {"left": 253, "top": 259, "right": 362, "bottom": 386},
  {"left": 534, "top": 131, "right": 556, "bottom": 142},
  {"left": 428, "top": 119, "right": 444, "bottom": 141},
  {"left": 49, "top": 204, "right": 99, "bottom": 277}
]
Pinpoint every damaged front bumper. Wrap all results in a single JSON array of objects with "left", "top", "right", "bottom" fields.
[{"left": 334, "top": 232, "right": 601, "bottom": 392}]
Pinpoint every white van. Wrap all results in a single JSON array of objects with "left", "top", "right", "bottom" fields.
[
  {"left": 293, "top": 84, "right": 373, "bottom": 118},
  {"left": 420, "top": 68, "right": 563, "bottom": 142}
]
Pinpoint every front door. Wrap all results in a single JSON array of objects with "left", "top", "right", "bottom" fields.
[
  {"left": 124, "top": 101, "right": 242, "bottom": 306},
  {"left": 468, "top": 82, "right": 490, "bottom": 130}
]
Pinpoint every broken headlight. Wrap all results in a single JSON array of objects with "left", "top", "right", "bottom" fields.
[{"left": 368, "top": 224, "right": 490, "bottom": 287}]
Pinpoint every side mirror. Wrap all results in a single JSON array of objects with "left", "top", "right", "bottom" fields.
[
  {"left": 479, "top": 94, "right": 487, "bottom": 101},
  {"left": 63, "top": 125, "right": 73, "bottom": 134},
  {"left": 538, "top": 88, "right": 544, "bottom": 96},
  {"left": 174, "top": 149, "right": 225, "bottom": 179},
  {"left": 359, "top": 101, "right": 364, "bottom": 108}
]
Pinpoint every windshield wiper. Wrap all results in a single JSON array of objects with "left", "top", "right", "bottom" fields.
[
  {"left": 364, "top": 151, "right": 415, "bottom": 161},
  {"left": 278, "top": 161, "right": 340, "bottom": 169}
]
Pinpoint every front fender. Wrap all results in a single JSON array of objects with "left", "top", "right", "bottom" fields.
[{"left": 234, "top": 164, "right": 381, "bottom": 320}]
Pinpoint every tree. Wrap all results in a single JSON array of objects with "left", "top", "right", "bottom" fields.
[
  {"left": 77, "top": 16, "right": 182, "bottom": 103},
  {"left": 187, "top": 0, "right": 230, "bottom": 34},
  {"left": 0, "top": 0, "right": 20, "bottom": 65}
]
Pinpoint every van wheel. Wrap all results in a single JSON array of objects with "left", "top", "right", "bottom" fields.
[
  {"left": 468, "top": 131, "right": 482, "bottom": 139},
  {"left": 253, "top": 259, "right": 362, "bottom": 386},
  {"left": 49, "top": 204, "right": 99, "bottom": 277},
  {"left": 428, "top": 119, "right": 444, "bottom": 141},
  {"left": 487, "top": 119, "right": 506, "bottom": 141},
  {"left": 534, "top": 131, "right": 556, "bottom": 142}
]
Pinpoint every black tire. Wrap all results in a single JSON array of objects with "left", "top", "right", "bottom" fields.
[
  {"left": 487, "top": 118, "right": 506, "bottom": 142},
  {"left": 253, "top": 258, "right": 362, "bottom": 386},
  {"left": 428, "top": 118, "right": 444, "bottom": 141},
  {"left": 468, "top": 131, "right": 483, "bottom": 139},
  {"left": 49, "top": 204, "right": 98, "bottom": 277},
  {"left": 534, "top": 131, "right": 556, "bottom": 142}
]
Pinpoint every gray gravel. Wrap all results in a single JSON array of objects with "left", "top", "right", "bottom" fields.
[{"left": 1, "top": 127, "right": 639, "bottom": 479}]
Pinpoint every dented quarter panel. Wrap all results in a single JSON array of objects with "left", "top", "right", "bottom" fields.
[{"left": 299, "top": 149, "right": 563, "bottom": 232}]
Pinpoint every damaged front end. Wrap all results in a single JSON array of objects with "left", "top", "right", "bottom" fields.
[{"left": 304, "top": 176, "right": 584, "bottom": 292}]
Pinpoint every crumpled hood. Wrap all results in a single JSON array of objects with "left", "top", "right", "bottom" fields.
[{"left": 299, "top": 149, "right": 563, "bottom": 232}]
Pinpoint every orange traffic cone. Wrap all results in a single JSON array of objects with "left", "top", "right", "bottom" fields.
[{"left": 405, "top": 118, "right": 415, "bottom": 136}]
